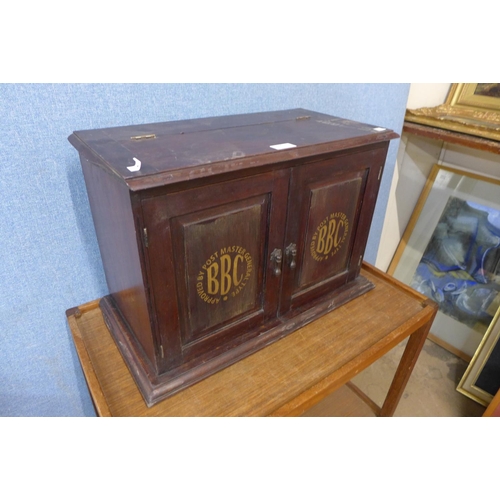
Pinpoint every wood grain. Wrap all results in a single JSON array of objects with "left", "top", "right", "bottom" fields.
[
  {"left": 302, "top": 383, "right": 378, "bottom": 417},
  {"left": 69, "top": 109, "right": 398, "bottom": 191},
  {"left": 403, "top": 121, "right": 500, "bottom": 155},
  {"left": 70, "top": 109, "right": 399, "bottom": 406},
  {"left": 67, "top": 263, "right": 437, "bottom": 417}
]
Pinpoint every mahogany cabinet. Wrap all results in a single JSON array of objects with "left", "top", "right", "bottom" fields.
[{"left": 68, "top": 108, "right": 398, "bottom": 406}]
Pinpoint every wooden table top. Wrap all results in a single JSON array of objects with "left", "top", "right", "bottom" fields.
[{"left": 67, "top": 263, "right": 436, "bottom": 417}]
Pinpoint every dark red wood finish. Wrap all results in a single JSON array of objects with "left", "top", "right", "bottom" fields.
[
  {"left": 69, "top": 109, "right": 398, "bottom": 406},
  {"left": 279, "top": 144, "right": 389, "bottom": 315},
  {"left": 140, "top": 168, "right": 290, "bottom": 372},
  {"left": 80, "top": 157, "right": 156, "bottom": 368}
]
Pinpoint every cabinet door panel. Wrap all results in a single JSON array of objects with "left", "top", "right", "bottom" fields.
[
  {"left": 280, "top": 146, "right": 387, "bottom": 313},
  {"left": 141, "top": 169, "right": 289, "bottom": 369},
  {"left": 299, "top": 175, "right": 363, "bottom": 288},
  {"left": 173, "top": 195, "right": 266, "bottom": 343}
]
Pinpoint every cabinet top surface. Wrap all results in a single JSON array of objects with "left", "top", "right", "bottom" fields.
[{"left": 69, "top": 108, "right": 398, "bottom": 189}]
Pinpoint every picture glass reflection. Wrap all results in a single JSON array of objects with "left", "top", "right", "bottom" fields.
[{"left": 411, "top": 196, "right": 500, "bottom": 332}]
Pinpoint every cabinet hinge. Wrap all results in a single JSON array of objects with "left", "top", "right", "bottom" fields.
[
  {"left": 160, "top": 344, "right": 164, "bottom": 359},
  {"left": 378, "top": 166, "right": 384, "bottom": 180},
  {"left": 358, "top": 255, "right": 363, "bottom": 267},
  {"left": 143, "top": 227, "right": 149, "bottom": 248},
  {"left": 131, "top": 134, "right": 156, "bottom": 141}
]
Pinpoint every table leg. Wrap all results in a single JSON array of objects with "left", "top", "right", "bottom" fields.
[{"left": 379, "top": 321, "right": 431, "bottom": 417}]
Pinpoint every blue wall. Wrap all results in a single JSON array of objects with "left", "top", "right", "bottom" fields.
[{"left": 0, "top": 84, "right": 409, "bottom": 416}]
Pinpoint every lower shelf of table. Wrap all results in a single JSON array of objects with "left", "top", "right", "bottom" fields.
[{"left": 302, "top": 382, "right": 380, "bottom": 417}]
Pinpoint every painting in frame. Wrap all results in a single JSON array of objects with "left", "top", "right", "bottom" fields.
[
  {"left": 457, "top": 306, "right": 500, "bottom": 406},
  {"left": 388, "top": 164, "right": 500, "bottom": 359},
  {"left": 447, "top": 83, "right": 500, "bottom": 112},
  {"left": 405, "top": 83, "right": 500, "bottom": 141}
]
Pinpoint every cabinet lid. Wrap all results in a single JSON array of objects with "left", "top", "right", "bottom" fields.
[{"left": 68, "top": 108, "right": 398, "bottom": 190}]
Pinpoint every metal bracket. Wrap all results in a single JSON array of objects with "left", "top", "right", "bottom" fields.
[
  {"left": 270, "top": 248, "right": 283, "bottom": 276},
  {"left": 131, "top": 134, "right": 156, "bottom": 141},
  {"left": 286, "top": 243, "right": 297, "bottom": 269}
]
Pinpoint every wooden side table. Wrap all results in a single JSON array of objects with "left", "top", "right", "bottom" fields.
[{"left": 66, "top": 263, "right": 437, "bottom": 417}]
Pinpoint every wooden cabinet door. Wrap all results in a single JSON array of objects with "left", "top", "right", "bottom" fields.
[
  {"left": 140, "top": 169, "right": 289, "bottom": 371},
  {"left": 280, "top": 145, "right": 389, "bottom": 314}
]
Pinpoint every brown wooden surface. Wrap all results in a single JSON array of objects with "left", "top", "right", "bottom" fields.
[
  {"left": 379, "top": 319, "right": 431, "bottom": 416},
  {"left": 70, "top": 109, "right": 399, "bottom": 406},
  {"left": 81, "top": 157, "right": 156, "bottom": 366},
  {"left": 141, "top": 168, "right": 289, "bottom": 367},
  {"left": 69, "top": 109, "right": 398, "bottom": 191},
  {"left": 302, "top": 383, "right": 379, "bottom": 417},
  {"left": 281, "top": 148, "right": 385, "bottom": 314},
  {"left": 68, "top": 263, "right": 437, "bottom": 417},
  {"left": 483, "top": 388, "right": 500, "bottom": 417},
  {"left": 403, "top": 121, "right": 500, "bottom": 155}
]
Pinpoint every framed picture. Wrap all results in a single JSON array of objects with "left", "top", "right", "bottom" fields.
[
  {"left": 457, "top": 307, "right": 500, "bottom": 406},
  {"left": 405, "top": 83, "right": 500, "bottom": 141},
  {"left": 447, "top": 83, "right": 500, "bottom": 112},
  {"left": 388, "top": 164, "right": 500, "bottom": 359}
]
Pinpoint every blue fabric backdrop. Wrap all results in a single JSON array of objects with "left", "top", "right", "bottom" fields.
[{"left": 0, "top": 84, "right": 409, "bottom": 416}]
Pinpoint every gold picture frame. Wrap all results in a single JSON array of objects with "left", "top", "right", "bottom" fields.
[
  {"left": 457, "top": 306, "right": 500, "bottom": 406},
  {"left": 447, "top": 83, "right": 500, "bottom": 111},
  {"left": 405, "top": 83, "right": 500, "bottom": 141},
  {"left": 388, "top": 164, "right": 500, "bottom": 360}
]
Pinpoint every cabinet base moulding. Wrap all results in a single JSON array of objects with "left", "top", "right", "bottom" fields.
[{"left": 101, "top": 275, "right": 374, "bottom": 407}]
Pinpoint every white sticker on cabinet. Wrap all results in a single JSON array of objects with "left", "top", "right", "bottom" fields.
[{"left": 270, "top": 143, "right": 297, "bottom": 150}]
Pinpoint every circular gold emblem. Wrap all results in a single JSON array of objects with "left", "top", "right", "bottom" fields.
[
  {"left": 310, "top": 212, "right": 349, "bottom": 262},
  {"left": 196, "top": 246, "right": 253, "bottom": 304}
]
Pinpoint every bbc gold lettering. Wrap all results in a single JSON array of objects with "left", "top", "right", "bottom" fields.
[
  {"left": 316, "top": 218, "right": 346, "bottom": 255},
  {"left": 206, "top": 253, "right": 246, "bottom": 297},
  {"left": 233, "top": 254, "right": 244, "bottom": 287},
  {"left": 220, "top": 254, "right": 231, "bottom": 296},
  {"left": 334, "top": 219, "right": 345, "bottom": 247},
  {"left": 206, "top": 262, "right": 219, "bottom": 295}
]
